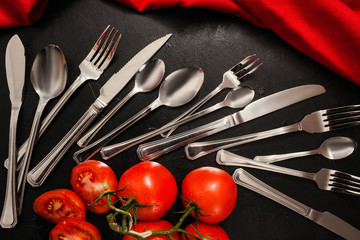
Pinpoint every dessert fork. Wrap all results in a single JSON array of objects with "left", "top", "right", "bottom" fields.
[
  {"left": 4, "top": 25, "right": 121, "bottom": 170},
  {"left": 218, "top": 150, "right": 360, "bottom": 196},
  {"left": 185, "top": 104, "right": 360, "bottom": 160}
]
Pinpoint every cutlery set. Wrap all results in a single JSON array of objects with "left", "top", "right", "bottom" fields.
[{"left": 1, "top": 25, "right": 360, "bottom": 238}]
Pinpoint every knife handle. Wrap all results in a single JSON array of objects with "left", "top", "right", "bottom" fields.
[
  {"left": 135, "top": 116, "right": 234, "bottom": 161},
  {"left": 27, "top": 99, "right": 104, "bottom": 187},
  {"left": 232, "top": 168, "right": 312, "bottom": 217},
  {"left": 4, "top": 74, "right": 87, "bottom": 170},
  {"left": 1, "top": 108, "right": 20, "bottom": 228}
]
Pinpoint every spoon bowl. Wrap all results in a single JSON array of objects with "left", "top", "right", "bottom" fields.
[
  {"left": 18, "top": 45, "right": 67, "bottom": 214},
  {"left": 318, "top": 136, "right": 357, "bottom": 159},
  {"left": 223, "top": 86, "right": 255, "bottom": 109},
  {"left": 159, "top": 67, "right": 204, "bottom": 107}
]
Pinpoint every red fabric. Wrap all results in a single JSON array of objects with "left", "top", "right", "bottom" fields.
[
  {"left": 116, "top": 0, "right": 360, "bottom": 86},
  {"left": 0, "top": 0, "right": 48, "bottom": 28}
]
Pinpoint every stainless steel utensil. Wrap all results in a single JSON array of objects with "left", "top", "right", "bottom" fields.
[
  {"left": 27, "top": 34, "right": 172, "bottom": 187},
  {"left": 4, "top": 25, "right": 121, "bottom": 170},
  {"left": 185, "top": 104, "right": 360, "bottom": 160},
  {"left": 218, "top": 150, "right": 360, "bottom": 196},
  {"left": 254, "top": 136, "right": 356, "bottom": 163},
  {"left": 0, "top": 35, "right": 25, "bottom": 229},
  {"left": 232, "top": 168, "right": 360, "bottom": 239},
  {"left": 99, "top": 86, "right": 255, "bottom": 160},
  {"left": 73, "top": 66, "right": 204, "bottom": 163},
  {"left": 76, "top": 58, "right": 165, "bottom": 147},
  {"left": 17, "top": 45, "right": 67, "bottom": 215},
  {"left": 161, "top": 55, "right": 261, "bottom": 137},
  {"left": 136, "top": 85, "right": 326, "bottom": 161}
]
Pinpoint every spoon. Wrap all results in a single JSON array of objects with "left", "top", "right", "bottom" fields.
[
  {"left": 17, "top": 45, "right": 67, "bottom": 215},
  {"left": 72, "top": 66, "right": 204, "bottom": 163},
  {"left": 99, "top": 86, "right": 255, "bottom": 159},
  {"left": 253, "top": 136, "right": 357, "bottom": 163},
  {"left": 77, "top": 58, "right": 165, "bottom": 147}
]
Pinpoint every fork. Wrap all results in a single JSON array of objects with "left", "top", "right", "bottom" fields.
[
  {"left": 4, "top": 25, "right": 121, "bottom": 170},
  {"left": 160, "top": 54, "right": 261, "bottom": 137},
  {"left": 185, "top": 104, "right": 360, "bottom": 160},
  {"left": 217, "top": 150, "right": 360, "bottom": 196}
]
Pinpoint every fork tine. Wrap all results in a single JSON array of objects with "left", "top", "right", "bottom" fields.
[
  {"left": 328, "top": 170, "right": 360, "bottom": 195},
  {"left": 98, "top": 32, "right": 121, "bottom": 71},
  {"left": 326, "top": 115, "right": 360, "bottom": 131},
  {"left": 324, "top": 104, "right": 360, "bottom": 115},
  {"left": 329, "top": 185, "right": 360, "bottom": 196},
  {"left": 84, "top": 25, "right": 111, "bottom": 62},
  {"left": 230, "top": 54, "right": 256, "bottom": 73},
  {"left": 92, "top": 27, "right": 115, "bottom": 64},
  {"left": 236, "top": 61, "right": 263, "bottom": 80}
]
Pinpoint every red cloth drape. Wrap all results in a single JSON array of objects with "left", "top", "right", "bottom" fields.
[{"left": 2, "top": 0, "right": 360, "bottom": 86}]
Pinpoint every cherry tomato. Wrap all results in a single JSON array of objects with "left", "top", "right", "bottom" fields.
[
  {"left": 49, "top": 217, "right": 101, "bottom": 240},
  {"left": 118, "top": 162, "right": 177, "bottom": 221},
  {"left": 70, "top": 160, "right": 118, "bottom": 214},
  {"left": 123, "top": 220, "right": 179, "bottom": 240},
  {"left": 33, "top": 189, "right": 86, "bottom": 224},
  {"left": 181, "top": 167, "right": 237, "bottom": 224},
  {"left": 181, "top": 222, "right": 230, "bottom": 240}
]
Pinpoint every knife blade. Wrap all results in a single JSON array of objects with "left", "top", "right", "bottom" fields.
[
  {"left": 27, "top": 34, "right": 172, "bottom": 187},
  {"left": 233, "top": 168, "right": 360, "bottom": 240},
  {"left": 135, "top": 84, "right": 326, "bottom": 161},
  {"left": 1, "top": 34, "right": 25, "bottom": 228}
]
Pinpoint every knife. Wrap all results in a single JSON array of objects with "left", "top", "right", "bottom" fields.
[
  {"left": 135, "top": 84, "right": 326, "bottom": 161},
  {"left": 27, "top": 33, "right": 172, "bottom": 187},
  {"left": 1, "top": 35, "right": 25, "bottom": 228},
  {"left": 232, "top": 168, "right": 360, "bottom": 240}
]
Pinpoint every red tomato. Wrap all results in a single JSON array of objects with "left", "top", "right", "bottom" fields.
[
  {"left": 33, "top": 189, "right": 86, "bottom": 224},
  {"left": 181, "top": 222, "right": 230, "bottom": 240},
  {"left": 181, "top": 167, "right": 237, "bottom": 224},
  {"left": 70, "top": 160, "right": 118, "bottom": 214},
  {"left": 49, "top": 217, "right": 101, "bottom": 240},
  {"left": 123, "top": 220, "right": 179, "bottom": 240},
  {"left": 118, "top": 162, "right": 177, "bottom": 221}
]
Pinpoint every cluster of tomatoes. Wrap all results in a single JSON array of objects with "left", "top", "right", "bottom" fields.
[{"left": 32, "top": 160, "right": 237, "bottom": 239}]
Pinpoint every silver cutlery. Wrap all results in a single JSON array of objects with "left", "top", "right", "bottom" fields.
[
  {"left": 17, "top": 45, "right": 67, "bottom": 215},
  {"left": 0, "top": 35, "right": 25, "bottom": 228},
  {"left": 185, "top": 104, "right": 360, "bottom": 160},
  {"left": 76, "top": 58, "right": 165, "bottom": 147},
  {"left": 99, "top": 86, "right": 255, "bottom": 160},
  {"left": 254, "top": 136, "right": 356, "bottom": 163},
  {"left": 218, "top": 150, "right": 360, "bottom": 196},
  {"left": 4, "top": 25, "right": 121, "bottom": 170},
  {"left": 27, "top": 34, "right": 172, "bottom": 187},
  {"left": 73, "top": 66, "right": 204, "bottom": 163},
  {"left": 232, "top": 168, "right": 360, "bottom": 239},
  {"left": 161, "top": 54, "right": 261, "bottom": 137},
  {"left": 136, "top": 84, "right": 326, "bottom": 161},
  {"left": 95, "top": 59, "right": 261, "bottom": 159}
]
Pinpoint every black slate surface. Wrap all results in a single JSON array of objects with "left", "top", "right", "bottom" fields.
[{"left": 1, "top": 0, "right": 360, "bottom": 239}]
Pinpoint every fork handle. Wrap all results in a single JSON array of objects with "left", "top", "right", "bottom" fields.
[
  {"left": 4, "top": 74, "right": 87, "bottom": 170},
  {"left": 185, "top": 122, "right": 301, "bottom": 160},
  {"left": 27, "top": 98, "right": 104, "bottom": 187},
  {"left": 216, "top": 150, "right": 315, "bottom": 180},
  {"left": 232, "top": 168, "right": 312, "bottom": 216}
]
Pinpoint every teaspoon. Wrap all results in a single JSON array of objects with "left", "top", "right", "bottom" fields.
[
  {"left": 73, "top": 66, "right": 204, "bottom": 163},
  {"left": 254, "top": 136, "right": 357, "bottom": 163},
  {"left": 17, "top": 45, "right": 67, "bottom": 215},
  {"left": 77, "top": 58, "right": 165, "bottom": 147}
]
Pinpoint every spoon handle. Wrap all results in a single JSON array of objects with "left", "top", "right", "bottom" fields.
[
  {"left": 254, "top": 150, "right": 316, "bottom": 163},
  {"left": 73, "top": 100, "right": 159, "bottom": 163},
  {"left": 4, "top": 74, "right": 87, "bottom": 170},
  {"left": 27, "top": 98, "right": 105, "bottom": 187},
  {"left": 0, "top": 107, "right": 20, "bottom": 228},
  {"left": 77, "top": 88, "right": 136, "bottom": 147},
  {"left": 17, "top": 100, "right": 46, "bottom": 215}
]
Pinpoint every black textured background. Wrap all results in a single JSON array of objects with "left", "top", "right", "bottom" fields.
[{"left": 1, "top": 0, "right": 360, "bottom": 239}]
